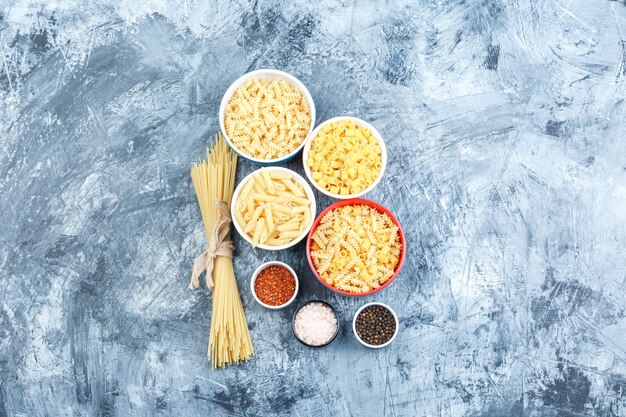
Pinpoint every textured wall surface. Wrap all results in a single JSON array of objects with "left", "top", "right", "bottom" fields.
[{"left": 1, "top": 1, "right": 626, "bottom": 416}]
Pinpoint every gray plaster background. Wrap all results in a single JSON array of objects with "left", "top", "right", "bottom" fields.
[{"left": 1, "top": 0, "right": 626, "bottom": 416}]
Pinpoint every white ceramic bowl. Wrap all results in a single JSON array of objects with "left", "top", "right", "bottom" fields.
[
  {"left": 352, "top": 302, "right": 399, "bottom": 348},
  {"left": 219, "top": 69, "right": 316, "bottom": 165},
  {"left": 250, "top": 261, "right": 299, "bottom": 310},
  {"left": 231, "top": 167, "right": 316, "bottom": 250},
  {"left": 302, "top": 116, "right": 387, "bottom": 199}
]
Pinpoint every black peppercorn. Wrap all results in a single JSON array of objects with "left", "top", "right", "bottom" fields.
[{"left": 355, "top": 305, "right": 397, "bottom": 346}]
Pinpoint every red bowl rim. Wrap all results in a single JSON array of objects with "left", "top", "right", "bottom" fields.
[{"left": 306, "top": 198, "right": 407, "bottom": 297}]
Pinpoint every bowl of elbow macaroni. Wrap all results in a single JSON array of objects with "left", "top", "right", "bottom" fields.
[
  {"left": 306, "top": 198, "right": 406, "bottom": 296},
  {"left": 302, "top": 117, "right": 387, "bottom": 199},
  {"left": 219, "top": 69, "right": 316, "bottom": 165},
  {"left": 231, "top": 167, "right": 317, "bottom": 250}
]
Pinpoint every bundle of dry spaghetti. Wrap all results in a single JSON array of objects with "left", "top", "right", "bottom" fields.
[{"left": 189, "top": 133, "right": 254, "bottom": 368}]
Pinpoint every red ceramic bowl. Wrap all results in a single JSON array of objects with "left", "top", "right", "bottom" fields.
[{"left": 306, "top": 198, "right": 407, "bottom": 296}]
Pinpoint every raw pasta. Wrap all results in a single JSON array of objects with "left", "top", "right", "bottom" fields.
[
  {"left": 235, "top": 169, "right": 312, "bottom": 246},
  {"left": 224, "top": 79, "right": 311, "bottom": 160},
  {"left": 310, "top": 205, "right": 401, "bottom": 294},
  {"left": 190, "top": 134, "right": 254, "bottom": 367},
  {"left": 306, "top": 119, "right": 383, "bottom": 195}
]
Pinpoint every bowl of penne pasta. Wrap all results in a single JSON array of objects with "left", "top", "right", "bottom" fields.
[
  {"left": 219, "top": 69, "right": 316, "bottom": 165},
  {"left": 231, "top": 167, "right": 317, "bottom": 250},
  {"left": 306, "top": 198, "right": 406, "bottom": 296},
  {"left": 302, "top": 116, "right": 387, "bottom": 199}
]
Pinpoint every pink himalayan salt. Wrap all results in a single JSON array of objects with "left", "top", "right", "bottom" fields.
[{"left": 294, "top": 302, "right": 338, "bottom": 346}]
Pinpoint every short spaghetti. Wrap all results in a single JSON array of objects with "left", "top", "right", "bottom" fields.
[
  {"left": 310, "top": 205, "right": 401, "bottom": 294},
  {"left": 306, "top": 119, "right": 382, "bottom": 195},
  {"left": 224, "top": 79, "right": 311, "bottom": 160}
]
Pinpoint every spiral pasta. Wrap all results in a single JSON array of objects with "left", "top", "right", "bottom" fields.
[
  {"left": 310, "top": 205, "right": 402, "bottom": 294},
  {"left": 224, "top": 79, "right": 311, "bottom": 160}
]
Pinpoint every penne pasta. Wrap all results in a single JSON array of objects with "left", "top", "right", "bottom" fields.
[
  {"left": 281, "top": 178, "right": 305, "bottom": 197},
  {"left": 278, "top": 193, "right": 291, "bottom": 201},
  {"left": 252, "top": 178, "right": 265, "bottom": 195},
  {"left": 266, "top": 238, "right": 290, "bottom": 246},
  {"left": 278, "top": 229, "right": 304, "bottom": 239},
  {"left": 277, "top": 217, "right": 301, "bottom": 231},
  {"left": 289, "top": 195, "right": 310, "bottom": 205},
  {"left": 244, "top": 205, "right": 264, "bottom": 234},
  {"left": 260, "top": 170, "right": 275, "bottom": 194},
  {"left": 234, "top": 168, "right": 313, "bottom": 247},
  {"left": 252, "top": 218, "right": 266, "bottom": 245},
  {"left": 275, "top": 212, "right": 290, "bottom": 221},
  {"left": 234, "top": 210, "right": 246, "bottom": 231},
  {"left": 259, "top": 225, "right": 268, "bottom": 244},
  {"left": 240, "top": 178, "right": 255, "bottom": 201},
  {"left": 277, "top": 223, "right": 301, "bottom": 232},
  {"left": 253, "top": 193, "right": 274, "bottom": 202},
  {"left": 246, "top": 195, "right": 255, "bottom": 214},
  {"left": 269, "top": 171, "right": 293, "bottom": 180},
  {"left": 264, "top": 205, "right": 274, "bottom": 232},
  {"left": 270, "top": 203, "right": 295, "bottom": 214},
  {"left": 268, "top": 228, "right": 279, "bottom": 240}
]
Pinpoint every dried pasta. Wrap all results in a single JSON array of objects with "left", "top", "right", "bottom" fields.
[
  {"left": 306, "top": 119, "right": 383, "bottom": 196},
  {"left": 235, "top": 169, "right": 312, "bottom": 247},
  {"left": 224, "top": 79, "right": 311, "bottom": 160},
  {"left": 190, "top": 134, "right": 254, "bottom": 367},
  {"left": 310, "top": 205, "right": 401, "bottom": 294}
]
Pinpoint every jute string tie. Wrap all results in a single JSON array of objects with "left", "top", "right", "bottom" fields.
[{"left": 189, "top": 200, "right": 234, "bottom": 290}]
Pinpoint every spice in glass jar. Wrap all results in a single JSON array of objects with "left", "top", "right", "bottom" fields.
[
  {"left": 355, "top": 305, "right": 396, "bottom": 346},
  {"left": 254, "top": 265, "right": 296, "bottom": 306}
]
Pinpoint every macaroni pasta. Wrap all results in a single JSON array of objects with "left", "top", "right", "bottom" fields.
[{"left": 306, "top": 119, "right": 383, "bottom": 195}]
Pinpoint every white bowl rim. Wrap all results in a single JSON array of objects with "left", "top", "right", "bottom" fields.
[
  {"left": 219, "top": 69, "right": 316, "bottom": 165},
  {"left": 302, "top": 116, "right": 387, "bottom": 200},
  {"left": 352, "top": 301, "right": 399, "bottom": 348},
  {"left": 231, "top": 166, "right": 317, "bottom": 250},
  {"left": 250, "top": 261, "right": 299, "bottom": 310}
]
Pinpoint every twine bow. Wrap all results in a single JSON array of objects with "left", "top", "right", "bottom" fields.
[{"left": 189, "top": 200, "right": 234, "bottom": 290}]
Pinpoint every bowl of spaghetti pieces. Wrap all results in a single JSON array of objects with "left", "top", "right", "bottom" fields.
[
  {"left": 306, "top": 198, "right": 406, "bottom": 296},
  {"left": 232, "top": 167, "right": 316, "bottom": 250},
  {"left": 220, "top": 69, "right": 316, "bottom": 164}
]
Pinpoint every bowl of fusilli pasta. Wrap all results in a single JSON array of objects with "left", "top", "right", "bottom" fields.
[
  {"left": 306, "top": 198, "right": 406, "bottom": 296},
  {"left": 219, "top": 69, "right": 316, "bottom": 164}
]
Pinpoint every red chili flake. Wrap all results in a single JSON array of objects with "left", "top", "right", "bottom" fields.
[{"left": 254, "top": 265, "right": 296, "bottom": 306}]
